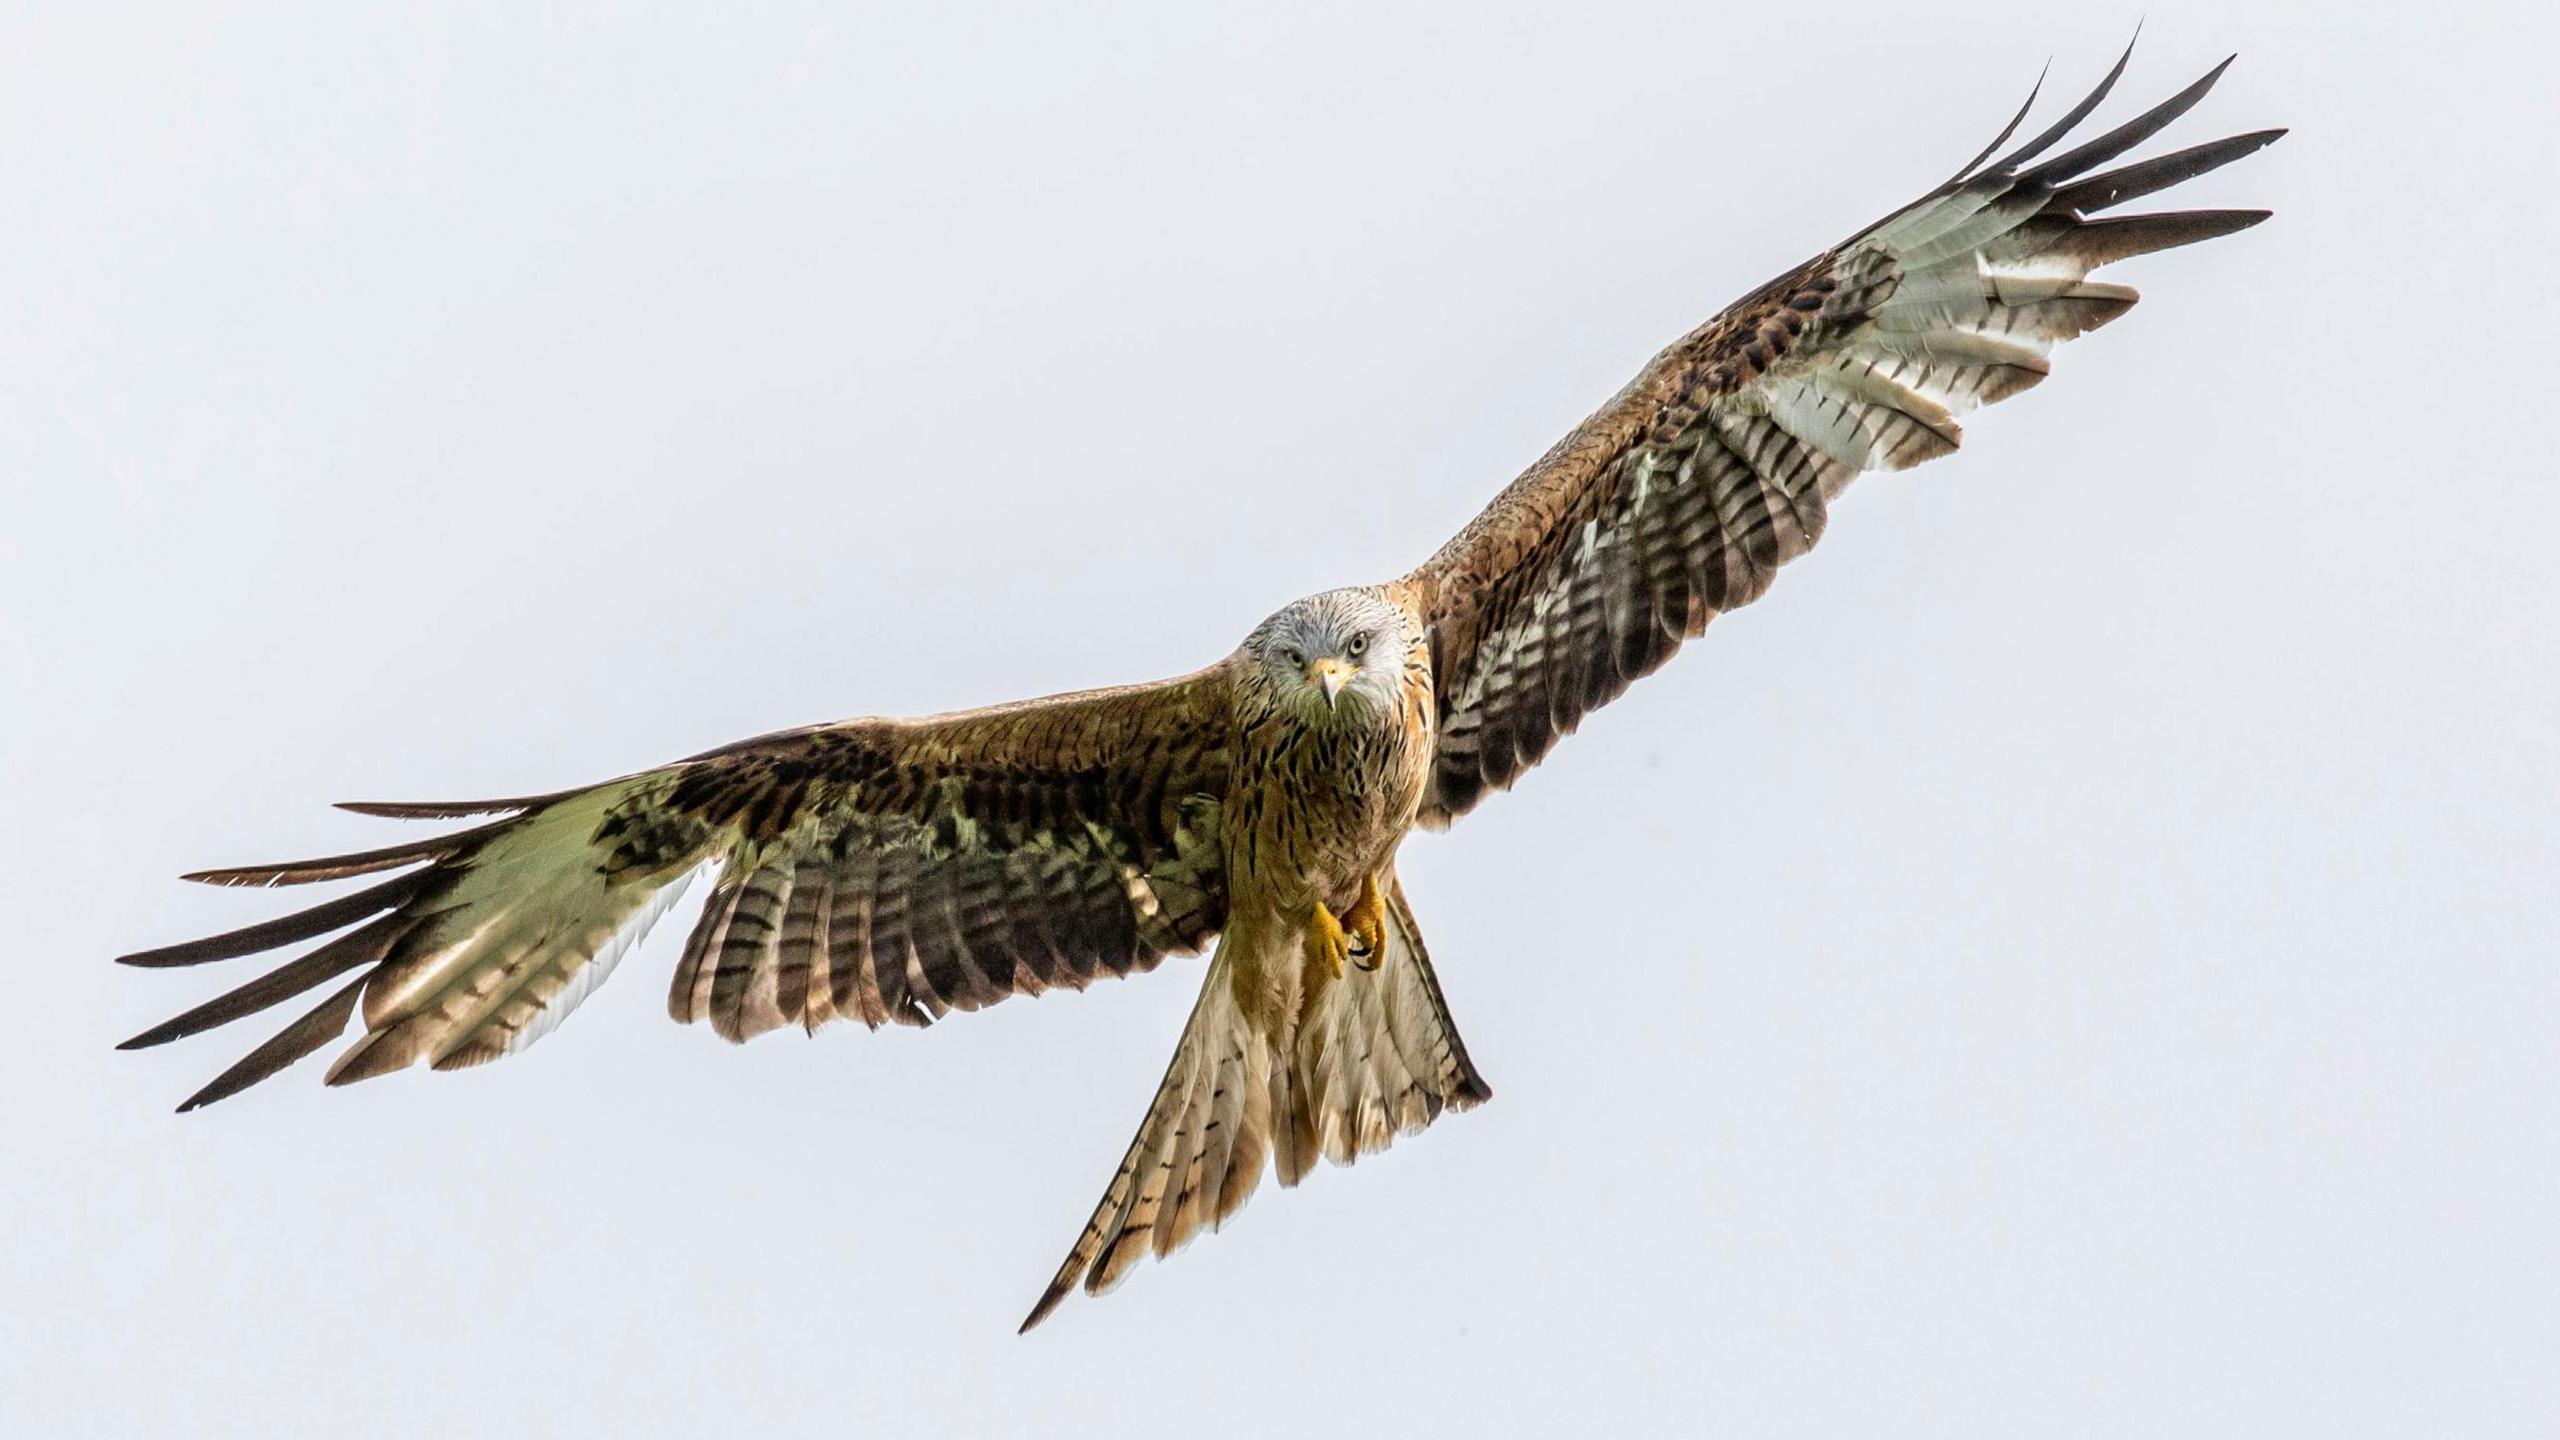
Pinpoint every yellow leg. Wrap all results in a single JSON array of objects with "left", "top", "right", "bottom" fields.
[
  {"left": 1303, "top": 902, "right": 1350, "bottom": 980},
  {"left": 1343, "top": 874, "right": 1388, "bottom": 971}
]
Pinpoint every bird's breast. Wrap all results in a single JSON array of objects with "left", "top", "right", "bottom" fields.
[{"left": 1230, "top": 694, "right": 1432, "bottom": 910}]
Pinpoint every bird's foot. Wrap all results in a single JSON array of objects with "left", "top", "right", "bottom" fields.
[
  {"left": 1304, "top": 902, "right": 1350, "bottom": 981},
  {"left": 1343, "top": 874, "right": 1388, "bottom": 970}
]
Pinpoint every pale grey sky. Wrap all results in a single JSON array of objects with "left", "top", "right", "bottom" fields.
[{"left": 6, "top": 3, "right": 2555, "bottom": 1435}]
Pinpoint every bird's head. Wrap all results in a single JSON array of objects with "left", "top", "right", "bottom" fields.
[{"left": 1245, "top": 588, "right": 1413, "bottom": 725}]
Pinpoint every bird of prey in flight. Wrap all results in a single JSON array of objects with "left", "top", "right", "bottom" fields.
[{"left": 121, "top": 44, "right": 2281, "bottom": 1331}]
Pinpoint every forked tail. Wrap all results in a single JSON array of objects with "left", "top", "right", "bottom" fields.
[{"left": 1020, "top": 871, "right": 1489, "bottom": 1331}]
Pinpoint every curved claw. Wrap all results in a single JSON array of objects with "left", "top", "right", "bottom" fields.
[{"left": 1343, "top": 874, "right": 1388, "bottom": 971}]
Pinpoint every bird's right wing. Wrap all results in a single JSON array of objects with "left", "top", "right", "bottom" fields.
[
  {"left": 120, "top": 668, "right": 1238, "bottom": 1111},
  {"left": 1398, "top": 45, "right": 2282, "bottom": 824}
]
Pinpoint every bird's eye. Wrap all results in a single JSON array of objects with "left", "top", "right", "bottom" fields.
[
  {"left": 1347, "top": 632, "right": 1368, "bottom": 657},
  {"left": 1284, "top": 647, "right": 1304, "bottom": 667}
]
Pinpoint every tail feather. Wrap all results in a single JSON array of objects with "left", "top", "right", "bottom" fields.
[
  {"left": 1020, "top": 953, "right": 1272, "bottom": 1333},
  {"left": 1294, "top": 874, "right": 1493, "bottom": 1170},
  {"left": 1019, "top": 870, "right": 1488, "bottom": 1332}
]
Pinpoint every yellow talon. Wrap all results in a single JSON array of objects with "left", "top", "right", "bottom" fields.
[
  {"left": 1303, "top": 902, "right": 1350, "bottom": 980},
  {"left": 1344, "top": 874, "right": 1388, "bottom": 970}
]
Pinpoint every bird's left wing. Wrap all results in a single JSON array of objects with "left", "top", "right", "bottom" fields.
[
  {"left": 121, "top": 670, "right": 1236, "bottom": 1110},
  {"left": 1398, "top": 48, "right": 2282, "bottom": 825}
]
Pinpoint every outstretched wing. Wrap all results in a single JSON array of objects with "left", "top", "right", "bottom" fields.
[
  {"left": 120, "top": 670, "right": 1237, "bottom": 1111},
  {"left": 1400, "top": 47, "right": 2282, "bottom": 824}
]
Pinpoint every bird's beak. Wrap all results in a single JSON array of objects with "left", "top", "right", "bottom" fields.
[{"left": 1307, "top": 657, "right": 1350, "bottom": 709}]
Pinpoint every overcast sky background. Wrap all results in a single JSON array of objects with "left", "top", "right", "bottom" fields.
[{"left": 6, "top": 3, "right": 2554, "bottom": 1435}]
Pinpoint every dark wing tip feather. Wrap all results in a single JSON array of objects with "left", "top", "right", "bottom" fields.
[
  {"left": 116, "top": 869, "right": 433, "bottom": 968},
  {"left": 2128, "top": 205, "right": 2275, "bottom": 242},
  {"left": 183, "top": 852, "right": 429, "bottom": 889},
  {"left": 2038, "top": 208, "right": 2274, "bottom": 271},
  {"left": 178, "top": 812, "right": 520, "bottom": 887},
  {"left": 172, "top": 976, "right": 367, "bottom": 1112},
  {"left": 117, "top": 914, "right": 414, "bottom": 1048},
  {"left": 1945, "top": 59, "right": 2050, "bottom": 187},
  {"left": 2017, "top": 54, "right": 2239, "bottom": 189},
  {"left": 336, "top": 795, "right": 558, "bottom": 819},
  {"left": 2050, "top": 128, "right": 2286, "bottom": 215},
  {"left": 1990, "top": 30, "right": 2140, "bottom": 174},
  {"left": 1411, "top": 39, "right": 2277, "bottom": 832}
]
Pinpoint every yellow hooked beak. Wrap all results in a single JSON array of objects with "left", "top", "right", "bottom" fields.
[{"left": 1306, "top": 656, "right": 1351, "bottom": 708}]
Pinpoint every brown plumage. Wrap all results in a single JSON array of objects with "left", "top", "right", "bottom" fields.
[{"left": 119, "top": 43, "right": 2280, "bottom": 1330}]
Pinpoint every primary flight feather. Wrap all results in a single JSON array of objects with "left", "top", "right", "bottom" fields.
[{"left": 120, "top": 43, "right": 2282, "bottom": 1331}]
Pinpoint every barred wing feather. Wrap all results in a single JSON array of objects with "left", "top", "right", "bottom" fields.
[
  {"left": 121, "top": 673, "right": 1236, "bottom": 1110},
  {"left": 1406, "top": 49, "right": 2282, "bottom": 824}
]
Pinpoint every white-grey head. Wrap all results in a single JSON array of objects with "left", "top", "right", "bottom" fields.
[{"left": 1243, "top": 588, "right": 1415, "bottom": 725}]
